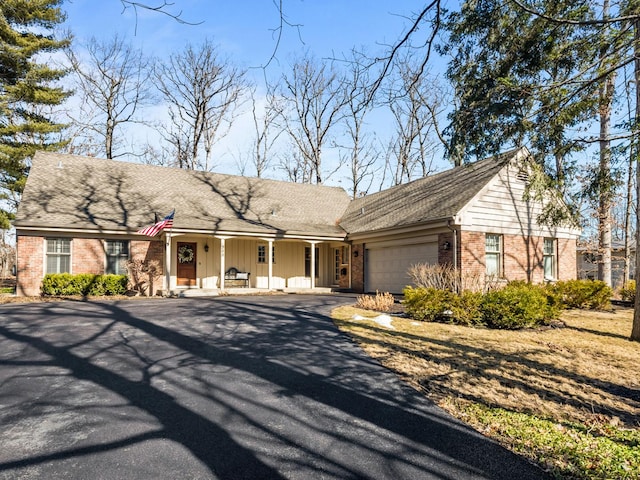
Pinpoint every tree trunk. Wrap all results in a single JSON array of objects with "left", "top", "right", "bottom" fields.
[
  {"left": 631, "top": 18, "right": 640, "bottom": 342},
  {"left": 597, "top": 0, "right": 614, "bottom": 288},
  {"left": 623, "top": 144, "right": 633, "bottom": 285}
]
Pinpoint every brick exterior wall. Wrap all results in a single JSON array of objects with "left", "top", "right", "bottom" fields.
[
  {"left": 557, "top": 237, "right": 577, "bottom": 281},
  {"left": 130, "top": 239, "right": 165, "bottom": 296},
  {"left": 16, "top": 235, "right": 164, "bottom": 297},
  {"left": 72, "top": 238, "right": 104, "bottom": 274},
  {"left": 461, "top": 230, "right": 577, "bottom": 283},
  {"left": 351, "top": 243, "right": 364, "bottom": 292},
  {"left": 17, "top": 236, "right": 44, "bottom": 296},
  {"left": 438, "top": 232, "right": 457, "bottom": 267}
]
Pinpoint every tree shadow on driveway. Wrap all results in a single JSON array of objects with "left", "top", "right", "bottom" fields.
[{"left": 0, "top": 296, "right": 550, "bottom": 479}]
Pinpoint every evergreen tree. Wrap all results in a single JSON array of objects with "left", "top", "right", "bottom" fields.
[
  {"left": 442, "top": 0, "right": 599, "bottom": 185},
  {"left": 0, "top": 0, "right": 70, "bottom": 229}
]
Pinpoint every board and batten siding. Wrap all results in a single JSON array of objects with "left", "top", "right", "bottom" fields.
[
  {"left": 458, "top": 163, "right": 579, "bottom": 239},
  {"left": 170, "top": 236, "right": 333, "bottom": 289}
]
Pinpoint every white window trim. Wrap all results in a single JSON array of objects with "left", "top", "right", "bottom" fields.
[
  {"left": 485, "top": 234, "right": 502, "bottom": 278},
  {"left": 45, "top": 237, "right": 72, "bottom": 275},
  {"left": 105, "top": 239, "right": 130, "bottom": 275}
]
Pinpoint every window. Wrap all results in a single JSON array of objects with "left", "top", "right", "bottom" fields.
[
  {"left": 46, "top": 238, "right": 71, "bottom": 274},
  {"left": 334, "top": 248, "right": 341, "bottom": 282},
  {"left": 543, "top": 238, "right": 556, "bottom": 280},
  {"left": 485, "top": 234, "right": 502, "bottom": 277},
  {"left": 106, "top": 240, "right": 129, "bottom": 275},
  {"left": 257, "top": 244, "right": 275, "bottom": 264}
]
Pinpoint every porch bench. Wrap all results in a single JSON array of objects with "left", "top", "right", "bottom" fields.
[{"left": 224, "top": 267, "right": 250, "bottom": 288}]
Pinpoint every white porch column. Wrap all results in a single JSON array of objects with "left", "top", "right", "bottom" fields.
[
  {"left": 219, "top": 237, "right": 226, "bottom": 289},
  {"left": 268, "top": 239, "right": 273, "bottom": 290},
  {"left": 164, "top": 233, "right": 172, "bottom": 294},
  {"left": 308, "top": 241, "right": 318, "bottom": 289}
]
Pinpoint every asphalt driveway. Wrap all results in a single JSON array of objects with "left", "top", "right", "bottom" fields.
[{"left": 0, "top": 294, "right": 549, "bottom": 479}]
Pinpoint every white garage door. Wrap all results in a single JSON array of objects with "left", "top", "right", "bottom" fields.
[{"left": 365, "top": 243, "right": 438, "bottom": 294}]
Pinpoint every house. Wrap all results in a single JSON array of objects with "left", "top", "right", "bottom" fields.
[
  {"left": 14, "top": 147, "right": 580, "bottom": 296},
  {"left": 577, "top": 240, "right": 635, "bottom": 289}
]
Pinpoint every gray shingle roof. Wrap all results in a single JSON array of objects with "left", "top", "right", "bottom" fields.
[
  {"left": 339, "top": 149, "right": 519, "bottom": 234},
  {"left": 15, "top": 152, "right": 351, "bottom": 238}
]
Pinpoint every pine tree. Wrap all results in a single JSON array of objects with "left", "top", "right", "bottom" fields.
[
  {"left": 442, "top": 0, "right": 599, "bottom": 182},
  {"left": 0, "top": 0, "right": 70, "bottom": 229}
]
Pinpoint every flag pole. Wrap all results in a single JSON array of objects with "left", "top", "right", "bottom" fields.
[{"left": 164, "top": 210, "right": 174, "bottom": 297}]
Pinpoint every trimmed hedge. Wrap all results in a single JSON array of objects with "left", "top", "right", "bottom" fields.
[
  {"left": 404, "top": 287, "right": 484, "bottom": 326},
  {"left": 403, "top": 279, "right": 612, "bottom": 330},
  {"left": 41, "top": 273, "right": 128, "bottom": 296},
  {"left": 480, "top": 282, "right": 560, "bottom": 329},
  {"left": 548, "top": 279, "right": 612, "bottom": 310}
]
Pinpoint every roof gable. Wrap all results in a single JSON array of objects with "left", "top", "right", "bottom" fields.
[{"left": 339, "top": 149, "right": 521, "bottom": 234}]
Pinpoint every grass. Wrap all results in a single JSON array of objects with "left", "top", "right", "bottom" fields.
[{"left": 332, "top": 305, "right": 640, "bottom": 479}]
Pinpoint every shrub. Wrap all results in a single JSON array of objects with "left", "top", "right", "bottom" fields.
[
  {"left": 619, "top": 280, "right": 636, "bottom": 303},
  {"left": 480, "top": 282, "right": 560, "bottom": 329},
  {"left": 550, "top": 279, "right": 612, "bottom": 310},
  {"left": 403, "top": 287, "right": 484, "bottom": 325},
  {"left": 355, "top": 291, "right": 395, "bottom": 312},
  {"left": 403, "top": 287, "right": 450, "bottom": 321},
  {"left": 42, "top": 274, "right": 127, "bottom": 296},
  {"left": 449, "top": 291, "right": 484, "bottom": 326},
  {"left": 408, "top": 263, "right": 497, "bottom": 293}
]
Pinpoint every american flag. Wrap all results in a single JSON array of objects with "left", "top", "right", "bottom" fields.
[{"left": 137, "top": 210, "right": 174, "bottom": 236}]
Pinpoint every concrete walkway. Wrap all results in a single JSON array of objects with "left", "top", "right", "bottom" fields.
[{"left": 0, "top": 295, "right": 549, "bottom": 479}]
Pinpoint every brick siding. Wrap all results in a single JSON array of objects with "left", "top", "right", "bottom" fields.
[
  {"left": 438, "top": 232, "right": 457, "bottom": 267},
  {"left": 72, "top": 238, "right": 104, "bottom": 274},
  {"left": 461, "top": 230, "right": 577, "bottom": 283},
  {"left": 16, "top": 235, "right": 165, "bottom": 297},
  {"left": 130, "top": 239, "right": 165, "bottom": 296},
  {"left": 17, "top": 236, "right": 44, "bottom": 296}
]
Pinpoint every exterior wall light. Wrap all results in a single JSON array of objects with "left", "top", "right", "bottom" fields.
[
  {"left": 204, "top": 244, "right": 209, "bottom": 253},
  {"left": 442, "top": 241, "right": 451, "bottom": 250}
]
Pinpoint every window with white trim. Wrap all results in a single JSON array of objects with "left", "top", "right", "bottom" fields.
[
  {"left": 257, "top": 244, "right": 275, "bottom": 264},
  {"left": 485, "top": 234, "right": 502, "bottom": 277},
  {"left": 106, "top": 240, "right": 129, "bottom": 275},
  {"left": 46, "top": 238, "right": 71, "bottom": 274},
  {"left": 543, "top": 238, "right": 556, "bottom": 280}
]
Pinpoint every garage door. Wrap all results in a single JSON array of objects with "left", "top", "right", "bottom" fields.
[{"left": 365, "top": 243, "right": 438, "bottom": 294}]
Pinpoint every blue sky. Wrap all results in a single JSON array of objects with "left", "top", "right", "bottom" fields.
[
  {"left": 62, "top": 1, "right": 437, "bottom": 76},
  {"left": 58, "top": 1, "right": 454, "bottom": 184}
]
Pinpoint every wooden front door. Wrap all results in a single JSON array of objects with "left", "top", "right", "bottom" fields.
[{"left": 177, "top": 242, "right": 197, "bottom": 286}]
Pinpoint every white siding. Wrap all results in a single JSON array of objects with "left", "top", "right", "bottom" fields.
[{"left": 460, "top": 164, "right": 579, "bottom": 239}]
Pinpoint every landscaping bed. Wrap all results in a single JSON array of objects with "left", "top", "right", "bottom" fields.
[{"left": 332, "top": 305, "right": 640, "bottom": 479}]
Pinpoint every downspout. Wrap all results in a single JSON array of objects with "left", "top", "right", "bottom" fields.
[{"left": 447, "top": 218, "right": 458, "bottom": 269}]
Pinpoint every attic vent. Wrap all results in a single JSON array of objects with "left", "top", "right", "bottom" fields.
[
  {"left": 516, "top": 170, "right": 530, "bottom": 183},
  {"left": 57, "top": 160, "right": 63, "bottom": 169},
  {"left": 360, "top": 207, "right": 365, "bottom": 215}
]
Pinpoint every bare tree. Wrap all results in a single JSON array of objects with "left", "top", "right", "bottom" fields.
[
  {"left": 154, "top": 40, "right": 246, "bottom": 171},
  {"left": 66, "top": 35, "right": 154, "bottom": 159},
  {"left": 278, "top": 149, "right": 312, "bottom": 183},
  {"left": 249, "top": 86, "right": 284, "bottom": 178},
  {"left": 385, "top": 59, "right": 445, "bottom": 185},
  {"left": 279, "top": 55, "right": 348, "bottom": 184},
  {"left": 340, "top": 53, "right": 379, "bottom": 198}
]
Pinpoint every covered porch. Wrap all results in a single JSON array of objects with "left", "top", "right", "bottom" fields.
[{"left": 160, "top": 232, "right": 351, "bottom": 295}]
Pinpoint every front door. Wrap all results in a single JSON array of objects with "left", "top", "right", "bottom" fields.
[{"left": 177, "top": 242, "right": 197, "bottom": 286}]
